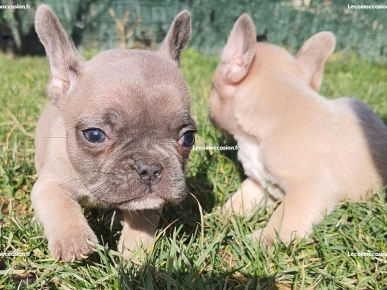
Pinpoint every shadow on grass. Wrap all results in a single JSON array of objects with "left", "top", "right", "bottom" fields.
[
  {"left": 83, "top": 209, "right": 279, "bottom": 290},
  {"left": 160, "top": 128, "right": 246, "bottom": 239},
  {"left": 216, "top": 133, "right": 245, "bottom": 179},
  {"left": 118, "top": 262, "right": 279, "bottom": 290},
  {"left": 160, "top": 161, "right": 218, "bottom": 238}
]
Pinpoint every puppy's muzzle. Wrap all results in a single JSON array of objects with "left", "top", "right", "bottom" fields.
[{"left": 136, "top": 162, "right": 163, "bottom": 186}]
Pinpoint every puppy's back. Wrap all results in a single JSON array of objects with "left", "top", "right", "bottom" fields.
[{"left": 332, "top": 97, "right": 387, "bottom": 198}]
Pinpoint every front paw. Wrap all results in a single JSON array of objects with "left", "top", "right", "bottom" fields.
[
  {"left": 248, "top": 229, "right": 273, "bottom": 247},
  {"left": 223, "top": 178, "right": 267, "bottom": 217},
  {"left": 118, "top": 231, "right": 155, "bottom": 258},
  {"left": 249, "top": 226, "right": 302, "bottom": 246},
  {"left": 47, "top": 224, "right": 98, "bottom": 262}
]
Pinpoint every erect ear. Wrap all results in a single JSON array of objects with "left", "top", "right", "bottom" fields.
[
  {"left": 158, "top": 11, "right": 191, "bottom": 65},
  {"left": 295, "top": 32, "right": 335, "bottom": 92},
  {"left": 35, "top": 5, "right": 85, "bottom": 104},
  {"left": 220, "top": 14, "right": 256, "bottom": 83}
]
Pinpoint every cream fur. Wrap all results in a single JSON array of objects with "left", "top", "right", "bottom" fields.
[{"left": 210, "top": 14, "right": 387, "bottom": 244}]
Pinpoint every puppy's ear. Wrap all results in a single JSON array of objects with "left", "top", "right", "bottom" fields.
[
  {"left": 220, "top": 14, "right": 256, "bottom": 83},
  {"left": 35, "top": 5, "right": 85, "bottom": 104},
  {"left": 295, "top": 32, "right": 335, "bottom": 92},
  {"left": 159, "top": 11, "right": 191, "bottom": 65}
]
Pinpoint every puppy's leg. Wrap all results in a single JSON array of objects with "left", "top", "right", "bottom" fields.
[
  {"left": 223, "top": 177, "right": 268, "bottom": 216},
  {"left": 31, "top": 179, "right": 98, "bottom": 262},
  {"left": 251, "top": 182, "right": 338, "bottom": 244},
  {"left": 118, "top": 208, "right": 162, "bottom": 257}
]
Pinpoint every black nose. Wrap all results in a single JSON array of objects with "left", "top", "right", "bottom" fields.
[{"left": 136, "top": 162, "right": 163, "bottom": 185}]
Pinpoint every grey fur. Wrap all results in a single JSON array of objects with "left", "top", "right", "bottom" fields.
[{"left": 32, "top": 5, "right": 194, "bottom": 262}]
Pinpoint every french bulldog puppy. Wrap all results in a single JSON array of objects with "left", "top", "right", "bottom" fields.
[
  {"left": 32, "top": 5, "right": 196, "bottom": 262},
  {"left": 209, "top": 14, "right": 387, "bottom": 244}
]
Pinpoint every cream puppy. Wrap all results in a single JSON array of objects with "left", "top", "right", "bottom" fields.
[{"left": 209, "top": 14, "right": 387, "bottom": 243}]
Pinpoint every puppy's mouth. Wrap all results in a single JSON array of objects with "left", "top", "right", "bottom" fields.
[
  {"left": 81, "top": 150, "right": 188, "bottom": 210},
  {"left": 114, "top": 192, "right": 186, "bottom": 211},
  {"left": 119, "top": 192, "right": 184, "bottom": 204},
  {"left": 115, "top": 189, "right": 184, "bottom": 205},
  {"left": 90, "top": 185, "right": 186, "bottom": 211}
]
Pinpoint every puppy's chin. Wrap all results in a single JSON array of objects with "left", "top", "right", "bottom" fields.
[
  {"left": 116, "top": 186, "right": 187, "bottom": 210},
  {"left": 117, "top": 195, "right": 165, "bottom": 211},
  {"left": 116, "top": 194, "right": 186, "bottom": 211},
  {"left": 81, "top": 191, "right": 186, "bottom": 211}
]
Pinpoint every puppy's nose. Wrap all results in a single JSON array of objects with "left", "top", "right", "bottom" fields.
[{"left": 136, "top": 162, "right": 163, "bottom": 185}]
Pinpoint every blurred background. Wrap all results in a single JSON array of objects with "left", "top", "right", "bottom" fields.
[{"left": 1, "top": 0, "right": 387, "bottom": 62}]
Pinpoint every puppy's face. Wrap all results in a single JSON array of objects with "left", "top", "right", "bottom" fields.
[
  {"left": 209, "top": 14, "right": 335, "bottom": 136},
  {"left": 65, "top": 51, "right": 195, "bottom": 210},
  {"left": 36, "top": 7, "right": 195, "bottom": 210}
]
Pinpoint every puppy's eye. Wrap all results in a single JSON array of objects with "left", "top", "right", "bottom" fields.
[
  {"left": 178, "top": 131, "right": 195, "bottom": 147},
  {"left": 83, "top": 128, "right": 106, "bottom": 143}
]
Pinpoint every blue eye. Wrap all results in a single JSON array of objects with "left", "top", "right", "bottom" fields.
[
  {"left": 178, "top": 131, "right": 195, "bottom": 147},
  {"left": 83, "top": 128, "right": 106, "bottom": 143}
]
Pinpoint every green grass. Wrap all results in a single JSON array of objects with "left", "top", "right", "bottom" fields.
[{"left": 1, "top": 49, "right": 387, "bottom": 289}]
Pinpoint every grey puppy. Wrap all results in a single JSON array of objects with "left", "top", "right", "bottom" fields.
[{"left": 32, "top": 5, "right": 196, "bottom": 262}]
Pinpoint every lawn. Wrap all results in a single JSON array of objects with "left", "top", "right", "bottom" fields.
[{"left": 0, "top": 48, "right": 386, "bottom": 289}]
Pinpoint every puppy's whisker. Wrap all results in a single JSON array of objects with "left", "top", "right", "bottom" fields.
[
  {"left": 90, "top": 170, "right": 117, "bottom": 176},
  {"left": 38, "top": 136, "right": 67, "bottom": 139},
  {"left": 87, "top": 182, "right": 108, "bottom": 192},
  {"left": 38, "top": 118, "right": 66, "bottom": 130},
  {"left": 90, "top": 184, "right": 148, "bottom": 203},
  {"left": 186, "top": 169, "right": 207, "bottom": 174},
  {"left": 69, "top": 180, "right": 85, "bottom": 197},
  {"left": 153, "top": 144, "right": 175, "bottom": 158},
  {"left": 143, "top": 215, "right": 159, "bottom": 228},
  {"left": 48, "top": 177, "right": 83, "bottom": 189}
]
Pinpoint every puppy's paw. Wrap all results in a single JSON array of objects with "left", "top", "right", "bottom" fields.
[
  {"left": 222, "top": 197, "right": 243, "bottom": 216},
  {"left": 249, "top": 227, "right": 303, "bottom": 247},
  {"left": 118, "top": 232, "right": 154, "bottom": 259},
  {"left": 248, "top": 229, "right": 273, "bottom": 247},
  {"left": 47, "top": 224, "right": 98, "bottom": 262},
  {"left": 223, "top": 178, "right": 267, "bottom": 217}
]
